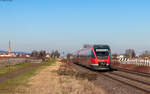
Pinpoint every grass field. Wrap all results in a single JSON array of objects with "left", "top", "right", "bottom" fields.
[
  {"left": 0, "top": 59, "right": 56, "bottom": 94},
  {"left": 0, "top": 63, "right": 33, "bottom": 76}
]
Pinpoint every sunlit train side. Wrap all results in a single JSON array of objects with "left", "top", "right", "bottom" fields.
[{"left": 74, "top": 45, "right": 111, "bottom": 70}]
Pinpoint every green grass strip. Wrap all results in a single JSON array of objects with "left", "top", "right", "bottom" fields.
[
  {"left": 0, "top": 59, "right": 57, "bottom": 94},
  {"left": 0, "top": 63, "right": 33, "bottom": 76}
]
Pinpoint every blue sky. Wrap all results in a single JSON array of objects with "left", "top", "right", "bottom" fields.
[{"left": 0, "top": 0, "right": 150, "bottom": 54}]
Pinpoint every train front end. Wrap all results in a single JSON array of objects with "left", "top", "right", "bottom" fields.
[{"left": 90, "top": 45, "right": 111, "bottom": 70}]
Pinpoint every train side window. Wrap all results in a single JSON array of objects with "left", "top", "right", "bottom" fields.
[
  {"left": 88, "top": 50, "right": 91, "bottom": 57},
  {"left": 77, "top": 54, "right": 79, "bottom": 57},
  {"left": 91, "top": 50, "right": 95, "bottom": 58}
]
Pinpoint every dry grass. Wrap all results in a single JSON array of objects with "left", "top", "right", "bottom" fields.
[
  {"left": 14, "top": 60, "right": 105, "bottom": 94},
  {"left": 57, "top": 62, "right": 103, "bottom": 94},
  {"left": 58, "top": 62, "right": 98, "bottom": 81}
]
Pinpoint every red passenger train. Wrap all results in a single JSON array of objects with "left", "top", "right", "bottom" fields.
[{"left": 74, "top": 45, "right": 111, "bottom": 70}]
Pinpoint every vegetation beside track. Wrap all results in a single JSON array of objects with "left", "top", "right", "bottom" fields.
[
  {"left": 56, "top": 61, "right": 104, "bottom": 94},
  {"left": 5, "top": 59, "right": 104, "bottom": 94},
  {"left": 58, "top": 62, "right": 98, "bottom": 81},
  {"left": 0, "top": 59, "right": 56, "bottom": 94}
]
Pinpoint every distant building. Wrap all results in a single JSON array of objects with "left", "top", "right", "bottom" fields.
[
  {"left": 0, "top": 52, "right": 16, "bottom": 57},
  {"left": 0, "top": 40, "right": 31, "bottom": 58},
  {"left": 26, "top": 54, "right": 30, "bottom": 58},
  {"left": 46, "top": 53, "right": 51, "bottom": 58},
  {"left": 0, "top": 40, "right": 16, "bottom": 57},
  {"left": 117, "top": 54, "right": 125, "bottom": 59},
  {"left": 9, "top": 52, "right": 17, "bottom": 57},
  {"left": 19, "top": 54, "right": 26, "bottom": 57}
]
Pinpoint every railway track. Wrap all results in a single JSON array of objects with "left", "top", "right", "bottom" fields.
[
  {"left": 73, "top": 63, "right": 150, "bottom": 93},
  {"left": 101, "top": 73, "right": 150, "bottom": 94},
  {"left": 100, "top": 68, "right": 150, "bottom": 94},
  {"left": 115, "top": 67, "right": 150, "bottom": 78},
  {"left": 109, "top": 71, "right": 150, "bottom": 85}
]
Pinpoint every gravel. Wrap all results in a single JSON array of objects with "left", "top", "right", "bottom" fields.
[{"left": 72, "top": 63, "right": 149, "bottom": 94}]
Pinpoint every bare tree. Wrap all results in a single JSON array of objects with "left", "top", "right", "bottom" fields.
[
  {"left": 54, "top": 50, "right": 60, "bottom": 58},
  {"left": 139, "top": 50, "right": 150, "bottom": 58},
  {"left": 51, "top": 50, "right": 60, "bottom": 58},
  {"left": 83, "top": 44, "right": 91, "bottom": 48},
  {"left": 31, "top": 50, "right": 46, "bottom": 61},
  {"left": 39, "top": 50, "right": 46, "bottom": 61},
  {"left": 39, "top": 50, "right": 46, "bottom": 58},
  {"left": 125, "top": 49, "right": 136, "bottom": 58},
  {"left": 31, "top": 50, "right": 38, "bottom": 57}
]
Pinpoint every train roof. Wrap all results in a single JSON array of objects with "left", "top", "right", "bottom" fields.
[
  {"left": 81, "top": 44, "right": 110, "bottom": 50},
  {"left": 93, "top": 44, "right": 110, "bottom": 49},
  {"left": 74, "top": 44, "right": 110, "bottom": 55}
]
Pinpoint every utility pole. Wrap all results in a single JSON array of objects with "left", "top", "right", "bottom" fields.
[{"left": 8, "top": 40, "right": 11, "bottom": 53}]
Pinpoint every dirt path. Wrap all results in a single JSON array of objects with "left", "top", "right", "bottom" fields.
[{"left": 16, "top": 61, "right": 105, "bottom": 94}]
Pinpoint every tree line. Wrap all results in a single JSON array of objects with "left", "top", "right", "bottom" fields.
[
  {"left": 112, "top": 49, "right": 150, "bottom": 59},
  {"left": 31, "top": 50, "right": 60, "bottom": 60}
]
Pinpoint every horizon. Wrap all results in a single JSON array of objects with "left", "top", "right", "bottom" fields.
[
  {"left": 0, "top": 0, "right": 150, "bottom": 54},
  {"left": 0, "top": 42, "right": 146, "bottom": 55}
]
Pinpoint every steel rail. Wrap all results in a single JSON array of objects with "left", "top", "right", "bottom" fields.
[
  {"left": 110, "top": 72, "right": 150, "bottom": 86},
  {"left": 116, "top": 67, "right": 150, "bottom": 78},
  {"left": 101, "top": 73, "right": 150, "bottom": 93},
  {"left": 74, "top": 63, "right": 150, "bottom": 93}
]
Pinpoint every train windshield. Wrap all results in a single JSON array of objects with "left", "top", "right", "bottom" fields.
[
  {"left": 93, "top": 45, "right": 110, "bottom": 59},
  {"left": 94, "top": 49, "right": 109, "bottom": 56}
]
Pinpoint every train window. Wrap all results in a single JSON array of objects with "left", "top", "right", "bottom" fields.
[
  {"left": 88, "top": 50, "right": 91, "bottom": 57},
  {"left": 77, "top": 54, "right": 79, "bottom": 57},
  {"left": 91, "top": 50, "right": 95, "bottom": 58},
  {"left": 95, "top": 51, "right": 109, "bottom": 56}
]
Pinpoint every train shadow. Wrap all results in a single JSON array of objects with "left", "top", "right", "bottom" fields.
[
  {"left": 74, "top": 63, "right": 117, "bottom": 73},
  {"left": 93, "top": 68, "right": 117, "bottom": 73}
]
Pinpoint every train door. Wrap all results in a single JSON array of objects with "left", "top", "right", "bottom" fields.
[{"left": 85, "top": 49, "right": 91, "bottom": 67}]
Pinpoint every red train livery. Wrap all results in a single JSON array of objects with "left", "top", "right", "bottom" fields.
[{"left": 74, "top": 45, "right": 111, "bottom": 70}]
